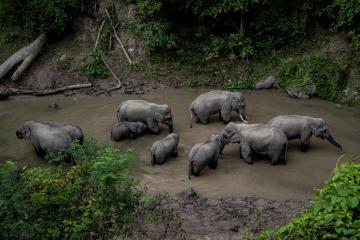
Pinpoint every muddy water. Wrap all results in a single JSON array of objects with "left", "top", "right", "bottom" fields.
[{"left": 1, "top": 88, "right": 359, "bottom": 200}]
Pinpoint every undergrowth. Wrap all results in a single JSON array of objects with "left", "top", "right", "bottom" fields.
[
  {"left": 0, "top": 137, "right": 180, "bottom": 239},
  {"left": 250, "top": 161, "right": 360, "bottom": 240}
]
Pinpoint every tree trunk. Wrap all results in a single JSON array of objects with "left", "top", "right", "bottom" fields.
[{"left": 0, "top": 33, "right": 47, "bottom": 81}]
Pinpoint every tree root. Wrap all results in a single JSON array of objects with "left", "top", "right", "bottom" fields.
[{"left": 0, "top": 33, "right": 47, "bottom": 82}]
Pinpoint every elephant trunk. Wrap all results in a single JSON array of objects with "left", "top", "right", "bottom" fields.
[
  {"left": 324, "top": 132, "right": 343, "bottom": 151},
  {"left": 16, "top": 129, "right": 23, "bottom": 139},
  {"left": 167, "top": 120, "right": 174, "bottom": 133}
]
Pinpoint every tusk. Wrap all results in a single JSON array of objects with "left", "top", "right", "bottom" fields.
[
  {"left": 245, "top": 114, "right": 250, "bottom": 120},
  {"left": 240, "top": 114, "right": 248, "bottom": 124}
]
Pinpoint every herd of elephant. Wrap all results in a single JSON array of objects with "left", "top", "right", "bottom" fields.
[{"left": 16, "top": 90, "right": 343, "bottom": 178}]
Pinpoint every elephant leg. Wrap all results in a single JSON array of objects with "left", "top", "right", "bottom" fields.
[
  {"left": 300, "top": 132, "right": 311, "bottom": 152},
  {"left": 220, "top": 103, "right": 232, "bottom": 123},
  {"left": 171, "top": 151, "right": 178, "bottom": 158},
  {"left": 241, "top": 142, "right": 252, "bottom": 164},
  {"left": 269, "top": 150, "right": 281, "bottom": 165},
  {"left": 146, "top": 118, "right": 160, "bottom": 134},
  {"left": 208, "top": 158, "right": 218, "bottom": 169}
]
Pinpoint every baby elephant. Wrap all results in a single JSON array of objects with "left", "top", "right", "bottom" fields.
[
  {"left": 151, "top": 133, "right": 179, "bottom": 165},
  {"left": 111, "top": 122, "right": 147, "bottom": 141},
  {"left": 188, "top": 134, "right": 225, "bottom": 179}
]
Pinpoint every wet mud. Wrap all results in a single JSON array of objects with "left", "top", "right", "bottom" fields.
[{"left": 0, "top": 88, "right": 359, "bottom": 200}]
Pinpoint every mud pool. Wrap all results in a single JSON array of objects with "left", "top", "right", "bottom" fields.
[{"left": 1, "top": 88, "right": 359, "bottom": 200}]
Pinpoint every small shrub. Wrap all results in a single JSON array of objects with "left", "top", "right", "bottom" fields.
[
  {"left": 258, "top": 162, "right": 360, "bottom": 240},
  {"left": 81, "top": 51, "right": 109, "bottom": 79},
  {"left": 277, "top": 56, "right": 346, "bottom": 102}
]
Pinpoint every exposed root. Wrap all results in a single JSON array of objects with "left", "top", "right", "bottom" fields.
[
  {"left": 101, "top": 56, "right": 122, "bottom": 95},
  {"left": 105, "top": 8, "right": 134, "bottom": 65},
  {"left": 0, "top": 33, "right": 47, "bottom": 82}
]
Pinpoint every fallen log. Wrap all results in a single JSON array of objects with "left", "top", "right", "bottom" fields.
[
  {"left": 5, "top": 83, "right": 92, "bottom": 97},
  {"left": 0, "top": 33, "right": 47, "bottom": 81}
]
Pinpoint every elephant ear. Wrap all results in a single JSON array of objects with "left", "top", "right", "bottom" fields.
[
  {"left": 311, "top": 119, "right": 326, "bottom": 136},
  {"left": 24, "top": 129, "right": 31, "bottom": 140},
  {"left": 154, "top": 110, "right": 163, "bottom": 122}
]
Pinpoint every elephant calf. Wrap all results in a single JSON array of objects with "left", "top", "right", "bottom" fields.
[
  {"left": 16, "top": 121, "right": 84, "bottom": 162},
  {"left": 150, "top": 133, "right": 179, "bottom": 165},
  {"left": 111, "top": 122, "right": 147, "bottom": 141},
  {"left": 223, "top": 122, "right": 288, "bottom": 165},
  {"left": 189, "top": 90, "right": 248, "bottom": 128},
  {"left": 268, "top": 115, "right": 343, "bottom": 152},
  {"left": 188, "top": 134, "right": 225, "bottom": 179}
]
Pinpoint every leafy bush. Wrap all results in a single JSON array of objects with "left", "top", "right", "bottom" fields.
[
  {"left": 81, "top": 51, "right": 109, "bottom": 79},
  {"left": 0, "top": 139, "right": 144, "bottom": 239},
  {"left": 258, "top": 162, "right": 360, "bottom": 239},
  {"left": 277, "top": 55, "right": 346, "bottom": 102},
  {"left": 0, "top": 0, "right": 80, "bottom": 37}
]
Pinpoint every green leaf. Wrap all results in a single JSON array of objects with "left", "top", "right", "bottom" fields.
[{"left": 348, "top": 197, "right": 359, "bottom": 209}]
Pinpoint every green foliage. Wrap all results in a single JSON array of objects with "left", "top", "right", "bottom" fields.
[
  {"left": 259, "top": 162, "right": 360, "bottom": 240},
  {"left": 0, "top": 0, "right": 80, "bottom": 37},
  {"left": 277, "top": 55, "right": 346, "bottom": 102},
  {"left": 322, "top": 0, "right": 360, "bottom": 49},
  {"left": 120, "top": 0, "right": 324, "bottom": 61},
  {"left": 81, "top": 51, "right": 109, "bottom": 79},
  {"left": 0, "top": 139, "right": 145, "bottom": 239}
]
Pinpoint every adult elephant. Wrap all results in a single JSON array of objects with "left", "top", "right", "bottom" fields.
[
  {"left": 189, "top": 90, "right": 248, "bottom": 128},
  {"left": 16, "top": 121, "right": 83, "bottom": 160},
  {"left": 43, "top": 121, "right": 84, "bottom": 144},
  {"left": 268, "top": 115, "right": 343, "bottom": 152},
  {"left": 222, "top": 122, "right": 288, "bottom": 165},
  {"left": 116, "top": 100, "right": 173, "bottom": 134}
]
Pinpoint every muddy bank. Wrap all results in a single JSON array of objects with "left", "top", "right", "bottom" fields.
[
  {"left": 166, "top": 188, "right": 310, "bottom": 239},
  {"left": 0, "top": 88, "right": 359, "bottom": 201}
]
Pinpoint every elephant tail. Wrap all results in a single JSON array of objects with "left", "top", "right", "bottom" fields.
[
  {"left": 189, "top": 105, "right": 195, "bottom": 128},
  {"left": 188, "top": 161, "right": 193, "bottom": 179},
  {"left": 281, "top": 142, "right": 288, "bottom": 165},
  {"left": 151, "top": 147, "right": 156, "bottom": 166}
]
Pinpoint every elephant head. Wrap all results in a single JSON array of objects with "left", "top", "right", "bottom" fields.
[
  {"left": 16, "top": 121, "right": 34, "bottom": 140},
  {"left": 154, "top": 105, "right": 174, "bottom": 133},
  {"left": 209, "top": 134, "right": 225, "bottom": 154},
  {"left": 311, "top": 118, "right": 342, "bottom": 151},
  {"left": 222, "top": 122, "right": 243, "bottom": 144},
  {"left": 230, "top": 93, "right": 248, "bottom": 123}
]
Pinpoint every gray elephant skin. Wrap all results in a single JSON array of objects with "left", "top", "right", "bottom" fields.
[
  {"left": 117, "top": 100, "right": 173, "bottom": 134},
  {"left": 189, "top": 90, "right": 248, "bottom": 128},
  {"left": 223, "top": 122, "right": 288, "bottom": 165},
  {"left": 43, "top": 121, "right": 84, "bottom": 144},
  {"left": 188, "top": 134, "right": 225, "bottom": 178},
  {"left": 111, "top": 121, "right": 147, "bottom": 141},
  {"left": 16, "top": 121, "right": 84, "bottom": 159},
  {"left": 151, "top": 133, "right": 179, "bottom": 165},
  {"left": 268, "top": 115, "right": 343, "bottom": 152}
]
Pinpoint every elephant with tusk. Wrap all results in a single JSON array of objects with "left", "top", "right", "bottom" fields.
[
  {"left": 116, "top": 100, "right": 174, "bottom": 134},
  {"left": 268, "top": 115, "right": 343, "bottom": 152},
  {"left": 189, "top": 90, "right": 248, "bottom": 128}
]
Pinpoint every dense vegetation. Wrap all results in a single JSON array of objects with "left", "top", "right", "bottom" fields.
[
  {"left": 254, "top": 161, "right": 360, "bottom": 240},
  {"left": 121, "top": 0, "right": 359, "bottom": 58},
  {"left": 0, "top": 139, "right": 164, "bottom": 239}
]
